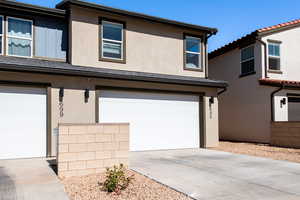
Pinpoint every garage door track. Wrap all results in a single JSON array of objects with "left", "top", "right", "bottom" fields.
[
  {"left": 0, "top": 158, "right": 68, "bottom": 200},
  {"left": 130, "top": 149, "right": 300, "bottom": 200}
]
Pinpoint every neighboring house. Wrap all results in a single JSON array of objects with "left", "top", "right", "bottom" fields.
[
  {"left": 0, "top": 0, "right": 227, "bottom": 160},
  {"left": 209, "top": 19, "right": 300, "bottom": 144}
]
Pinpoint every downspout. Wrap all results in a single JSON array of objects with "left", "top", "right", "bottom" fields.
[
  {"left": 270, "top": 84, "right": 284, "bottom": 122},
  {"left": 205, "top": 32, "right": 216, "bottom": 79},
  {"left": 256, "top": 38, "right": 268, "bottom": 78},
  {"left": 217, "top": 87, "right": 227, "bottom": 96}
]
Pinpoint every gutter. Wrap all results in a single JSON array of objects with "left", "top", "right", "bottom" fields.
[
  {"left": 270, "top": 85, "right": 284, "bottom": 122},
  {"left": 0, "top": 0, "right": 66, "bottom": 18},
  {"left": 217, "top": 87, "right": 227, "bottom": 96},
  {"left": 57, "top": 0, "right": 217, "bottom": 34},
  {"left": 0, "top": 60, "right": 227, "bottom": 88}
]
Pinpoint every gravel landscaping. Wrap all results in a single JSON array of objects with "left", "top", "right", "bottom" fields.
[
  {"left": 210, "top": 141, "right": 300, "bottom": 163},
  {"left": 61, "top": 170, "right": 192, "bottom": 200}
]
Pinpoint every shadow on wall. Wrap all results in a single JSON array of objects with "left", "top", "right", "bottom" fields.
[
  {"left": 34, "top": 16, "right": 68, "bottom": 58},
  {"left": 0, "top": 167, "right": 17, "bottom": 200}
]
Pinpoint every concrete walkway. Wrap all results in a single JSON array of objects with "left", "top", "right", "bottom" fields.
[
  {"left": 130, "top": 149, "right": 300, "bottom": 200},
  {"left": 0, "top": 158, "right": 69, "bottom": 200}
]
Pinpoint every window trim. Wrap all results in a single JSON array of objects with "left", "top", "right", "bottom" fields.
[
  {"left": 240, "top": 45, "right": 255, "bottom": 76},
  {"left": 99, "top": 18, "right": 126, "bottom": 64},
  {"left": 6, "top": 16, "right": 33, "bottom": 58},
  {"left": 267, "top": 42, "right": 281, "bottom": 71},
  {"left": 0, "top": 15, "right": 3, "bottom": 55},
  {"left": 183, "top": 34, "right": 203, "bottom": 72}
]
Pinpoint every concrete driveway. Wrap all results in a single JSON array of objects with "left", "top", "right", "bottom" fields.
[
  {"left": 130, "top": 149, "right": 300, "bottom": 200},
  {"left": 0, "top": 158, "right": 69, "bottom": 200}
]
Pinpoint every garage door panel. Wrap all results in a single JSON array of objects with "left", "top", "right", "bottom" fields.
[
  {"left": 0, "top": 86, "right": 46, "bottom": 159},
  {"left": 99, "top": 90, "right": 199, "bottom": 151}
]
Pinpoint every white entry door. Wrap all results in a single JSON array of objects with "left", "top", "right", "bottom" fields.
[
  {"left": 99, "top": 90, "right": 200, "bottom": 151},
  {"left": 0, "top": 86, "right": 47, "bottom": 159}
]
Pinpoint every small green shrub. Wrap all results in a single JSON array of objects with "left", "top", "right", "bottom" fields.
[{"left": 102, "top": 164, "right": 134, "bottom": 194}]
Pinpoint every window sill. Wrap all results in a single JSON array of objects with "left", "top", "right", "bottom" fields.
[
  {"left": 239, "top": 71, "right": 256, "bottom": 78},
  {"left": 268, "top": 69, "right": 282, "bottom": 74},
  {"left": 184, "top": 67, "right": 203, "bottom": 72},
  {"left": 99, "top": 57, "right": 126, "bottom": 64}
]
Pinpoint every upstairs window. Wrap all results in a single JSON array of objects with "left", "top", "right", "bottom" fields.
[
  {"left": 0, "top": 16, "right": 3, "bottom": 55},
  {"left": 240, "top": 45, "right": 255, "bottom": 75},
  {"left": 184, "top": 36, "right": 202, "bottom": 70},
  {"left": 268, "top": 42, "right": 280, "bottom": 71},
  {"left": 100, "top": 20, "right": 124, "bottom": 61},
  {"left": 7, "top": 17, "right": 33, "bottom": 57}
]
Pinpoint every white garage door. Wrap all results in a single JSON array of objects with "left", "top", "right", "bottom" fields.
[
  {"left": 0, "top": 86, "right": 47, "bottom": 159},
  {"left": 99, "top": 90, "right": 200, "bottom": 151}
]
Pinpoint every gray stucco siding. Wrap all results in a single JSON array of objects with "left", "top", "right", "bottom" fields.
[{"left": 34, "top": 18, "right": 67, "bottom": 60}]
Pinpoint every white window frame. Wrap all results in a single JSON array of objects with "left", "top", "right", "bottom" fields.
[
  {"left": 240, "top": 45, "right": 255, "bottom": 75},
  {"left": 101, "top": 20, "right": 123, "bottom": 61},
  {"left": 268, "top": 42, "right": 281, "bottom": 71},
  {"left": 6, "top": 16, "right": 33, "bottom": 58},
  {"left": 185, "top": 36, "right": 202, "bottom": 69},
  {"left": 0, "top": 15, "right": 3, "bottom": 55}
]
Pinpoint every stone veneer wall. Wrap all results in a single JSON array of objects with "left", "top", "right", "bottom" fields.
[
  {"left": 57, "top": 123, "right": 129, "bottom": 178},
  {"left": 271, "top": 122, "right": 300, "bottom": 148}
]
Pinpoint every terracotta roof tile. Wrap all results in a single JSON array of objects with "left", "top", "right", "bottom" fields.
[
  {"left": 258, "top": 19, "right": 300, "bottom": 32},
  {"left": 259, "top": 78, "right": 300, "bottom": 88},
  {"left": 209, "top": 18, "right": 300, "bottom": 59}
]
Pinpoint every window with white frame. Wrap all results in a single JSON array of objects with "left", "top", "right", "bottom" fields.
[
  {"left": 0, "top": 16, "right": 3, "bottom": 55},
  {"left": 240, "top": 45, "right": 255, "bottom": 75},
  {"left": 101, "top": 20, "right": 124, "bottom": 60},
  {"left": 185, "top": 36, "right": 201, "bottom": 69},
  {"left": 268, "top": 42, "right": 280, "bottom": 70},
  {"left": 7, "top": 17, "right": 33, "bottom": 57}
]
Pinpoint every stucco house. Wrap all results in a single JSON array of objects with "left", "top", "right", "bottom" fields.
[
  {"left": 209, "top": 19, "right": 300, "bottom": 145},
  {"left": 0, "top": 0, "right": 227, "bottom": 160}
]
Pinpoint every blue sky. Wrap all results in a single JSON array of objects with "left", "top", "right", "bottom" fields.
[{"left": 17, "top": 0, "right": 300, "bottom": 52}]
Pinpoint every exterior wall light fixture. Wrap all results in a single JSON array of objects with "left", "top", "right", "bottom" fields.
[
  {"left": 209, "top": 96, "right": 214, "bottom": 104},
  {"left": 84, "top": 89, "right": 90, "bottom": 103},
  {"left": 280, "top": 98, "right": 286, "bottom": 106},
  {"left": 59, "top": 87, "right": 64, "bottom": 102}
]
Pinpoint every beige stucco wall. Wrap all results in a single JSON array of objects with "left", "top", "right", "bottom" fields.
[
  {"left": 262, "top": 26, "right": 300, "bottom": 80},
  {"left": 51, "top": 88, "right": 96, "bottom": 156},
  {"left": 204, "top": 96, "right": 219, "bottom": 147},
  {"left": 69, "top": 5, "right": 206, "bottom": 78},
  {"left": 209, "top": 42, "right": 275, "bottom": 143},
  {"left": 0, "top": 71, "right": 220, "bottom": 155},
  {"left": 209, "top": 26, "right": 300, "bottom": 143}
]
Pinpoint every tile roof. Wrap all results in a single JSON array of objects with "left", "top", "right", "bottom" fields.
[
  {"left": 259, "top": 78, "right": 300, "bottom": 88},
  {"left": 258, "top": 19, "right": 300, "bottom": 33},
  {"left": 209, "top": 18, "right": 300, "bottom": 59}
]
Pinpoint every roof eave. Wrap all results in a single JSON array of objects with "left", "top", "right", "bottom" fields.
[
  {"left": 208, "top": 31, "right": 258, "bottom": 59},
  {"left": 0, "top": 0, "right": 66, "bottom": 18},
  {"left": 0, "top": 61, "right": 227, "bottom": 88},
  {"left": 259, "top": 79, "right": 300, "bottom": 89},
  {"left": 56, "top": 0, "right": 217, "bottom": 34}
]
